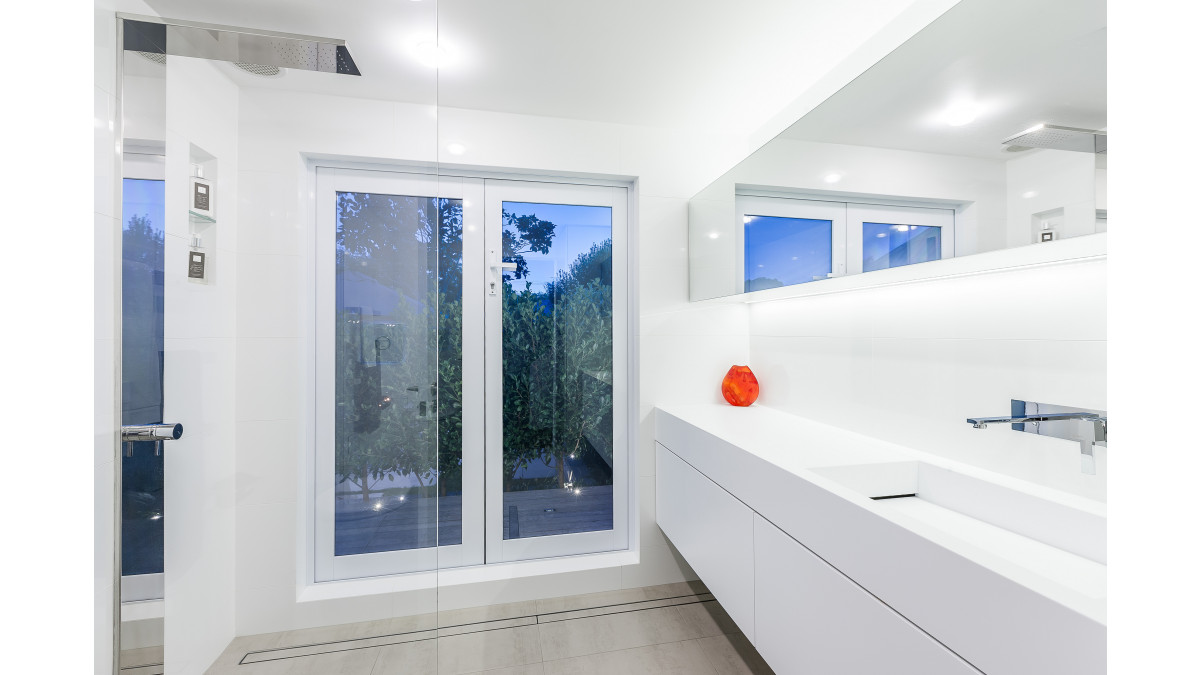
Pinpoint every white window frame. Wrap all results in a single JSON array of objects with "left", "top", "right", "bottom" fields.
[
  {"left": 483, "top": 179, "right": 630, "bottom": 564},
  {"left": 847, "top": 202, "right": 955, "bottom": 275},
  {"left": 313, "top": 167, "right": 485, "bottom": 581}
]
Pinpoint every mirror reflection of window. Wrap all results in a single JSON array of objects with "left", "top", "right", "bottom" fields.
[
  {"left": 688, "top": 0, "right": 1105, "bottom": 301},
  {"left": 862, "top": 222, "right": 942, "bottom": 272},
  {"left": 743, "top": 215, "right": 833, "bottom": 292}
]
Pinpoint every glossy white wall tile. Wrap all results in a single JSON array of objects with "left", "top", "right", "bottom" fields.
[
  {"left": 617, "top": 125, "right": 749, "bottom": 200},
  {"left": 235, "top": 337, "right": 303, "bottom": 421},
  {"left": 437, "top": 106, "right": 623, "bottom": 175},
  {"left": 234, "top": 420, "right": 299, "bottom": 506},
  {"left": 161, "top": 54, "right": 240, "bottom": 674},
  {"left": 636, "top": 197, "right": 692, "bottom": 314},
  {"left": 748, "top": 258, "right": 1108, "bottom": 500},
  {"left": 95, "top": 87, "right": 117, "bottom": 219},
  {"left": 237, "top": 171, "right": 304, "bottom": 256},
  {"left": 94, "top": 11, "right": 119, "bottom": 673},
  {"left": 236, "top": 254, "right": 303, "bottom": 338},
  {"left": 236, "top": 501, "right": 299, "bottom": 586}
]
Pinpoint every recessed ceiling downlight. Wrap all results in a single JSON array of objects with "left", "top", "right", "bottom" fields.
[
  {"left": 446, "top": 142, "right": 466, "bottom": 156},
  {"left": 941, "top": 100, "right": 981, "bottom": 127}
]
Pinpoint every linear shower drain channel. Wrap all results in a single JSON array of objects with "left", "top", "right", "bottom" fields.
[{"left": 238, "top": 591, "right": 716, "bottom": 665}]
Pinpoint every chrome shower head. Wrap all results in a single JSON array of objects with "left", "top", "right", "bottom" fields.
[
  {"left": 121, "top": 13, "right": 360, "bottom": 77},
  {"left": 1002, "top": 124, "right": 1106, "bottom": 154}
]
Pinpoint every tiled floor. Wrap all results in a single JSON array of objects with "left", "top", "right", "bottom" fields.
[
  {"left": 194, "top": 581, "right": 773, "bottom": 674},
  {"left": 120, "top": 646, "right": 164, "bottom": 674}
]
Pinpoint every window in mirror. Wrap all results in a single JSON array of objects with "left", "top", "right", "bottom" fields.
[
  {"left": 744, "top": 215, "right": 833, "bottom": 291},
  {"left": 846, "top": 202, "right": 954, "bottom": 276},
  {"left": 737, "top": 195, "right": 846, "bottom": 293},
  {"left": 862, "top": 222, "right": 942, "bottom": 272}
]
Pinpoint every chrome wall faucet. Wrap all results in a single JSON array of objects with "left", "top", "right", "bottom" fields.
[{"left": 967, "top": 400, "right": 1107, "bottom": 474}]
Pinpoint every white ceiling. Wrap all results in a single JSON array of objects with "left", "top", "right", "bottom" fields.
[
  {"left": 132, "top": 0, "right": 930, "bottom": 134},
  {"left": 778, "top": 0, "right": 1106, "bottom": 159}
]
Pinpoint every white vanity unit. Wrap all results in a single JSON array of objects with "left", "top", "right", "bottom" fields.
[{"left": 655, "top": 404, "right": 1106, "bottom": 675}]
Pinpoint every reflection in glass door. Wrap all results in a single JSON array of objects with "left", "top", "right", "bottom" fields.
[
  {"left": 315, "top": 171, "right": 628, "bottom": 578},
  {"left": 315, "top": 169, "right": 483, "bottom": 580},
  {"left": 121, "top": 176, "right": 166, "bottom": 603},
  {"left": 485, "top": 181, "right": 628, "bottom": 564}
]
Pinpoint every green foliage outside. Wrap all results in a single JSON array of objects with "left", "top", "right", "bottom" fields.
[{"left": 334, "top": 193, "right": 614, "bottom": 504}]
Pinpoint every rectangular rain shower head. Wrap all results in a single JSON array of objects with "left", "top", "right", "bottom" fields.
[
  {"left": 119, "top": 13, "right": 360, "bottom": 76},
  {"left": 1002, "top": 124, "right": 1106, "bottom": 154}
]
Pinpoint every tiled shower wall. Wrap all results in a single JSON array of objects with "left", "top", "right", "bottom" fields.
[{"left": 747, "top": 254, "right": 1107, "bottom": 501}]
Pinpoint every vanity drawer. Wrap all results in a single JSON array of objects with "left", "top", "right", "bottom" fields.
[
  {"left": 753, "top": 514, "right": 979, "bottom": 675},
  {"left": 656, "top": 442, "right": 755, "bottom": 641}
]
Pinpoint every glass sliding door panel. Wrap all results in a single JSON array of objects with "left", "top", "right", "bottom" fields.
[
  {"left": 862, "top": 222, "right": 942, "bottom": 272},
  {"left": 121, "top": 177, "right": 166, "bottom": 590},
  {"left": 332, "top": 191, "right": 453, "bottom": 556},
  {"left": 500, "top": 200, "right": 614, "bottom": 540},
  {"left": 435, "top": 196, "right": 465, "bottom": 548},
  {"left": 743, "top": 215, "right": 833, "bottom": 291}
]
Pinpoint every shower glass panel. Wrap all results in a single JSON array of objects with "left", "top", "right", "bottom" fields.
[{"left": 500, "top": 200, "right": 615, "bottom": 541}]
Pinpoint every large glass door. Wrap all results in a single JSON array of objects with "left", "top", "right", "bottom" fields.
[
  {"left": 314, "top": 170, "right": 629, "bottom": 577},
  {"left": 484, "top": 180, "right": 629, "bottom": 563},
  {"left": 314, "top": 168, "right": 485, "bottom": 580}
]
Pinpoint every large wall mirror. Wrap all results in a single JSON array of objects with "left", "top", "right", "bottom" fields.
[{"left": 689, "top": 0, "right": 1106, "bottom": 300}]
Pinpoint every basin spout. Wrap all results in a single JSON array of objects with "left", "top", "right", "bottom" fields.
[{"left": 967, "top": 400, "right": 1107, "bottom": 474}]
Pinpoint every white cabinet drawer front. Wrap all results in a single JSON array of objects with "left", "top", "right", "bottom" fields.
[
  {"left": 656, "top": 442, "right": 755, "bottom": 640},
  {"left": 754, "top": 515, "right": 980, "bottom": 675}
]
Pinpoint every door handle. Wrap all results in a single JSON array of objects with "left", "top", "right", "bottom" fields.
[
  {"left": 489, "top": 251, "right": 517, "bottom": 296},
  {"left": 122, "top": 423, "right": 183, "bottom": 442},
  {"left": 121, "top": 423, "right": 183, "bottom": 457}
]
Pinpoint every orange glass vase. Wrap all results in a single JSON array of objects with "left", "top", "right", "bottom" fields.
[{"left": 721, "top": 365, "right": 760, "bottom": 407}]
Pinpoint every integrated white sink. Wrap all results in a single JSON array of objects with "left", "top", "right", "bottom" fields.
[{"left": 811, "top": 461, "right": 1106, "bottom": 601}]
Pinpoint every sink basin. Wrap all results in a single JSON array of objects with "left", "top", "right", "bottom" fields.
[{"left": 810, "top": 461, "right": 1106, "bottom": 599}]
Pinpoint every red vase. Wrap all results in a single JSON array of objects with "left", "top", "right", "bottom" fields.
[{"left": 721, "top": 365, "right": 760, "bottom": 407}]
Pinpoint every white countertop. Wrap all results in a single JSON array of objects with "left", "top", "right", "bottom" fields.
[{"left": 655, "top": 403, "right": 1107, "bottom": 626}]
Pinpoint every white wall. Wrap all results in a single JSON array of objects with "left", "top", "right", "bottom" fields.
[
  {"left": 161, "top": 55, "right": 241, "bottom": 674},
  {"left": 1005, "top": 149, "right": 1097, "bottom": 245},
  {"left": 232, "top": 86, "right": 751, "bottom": 636},
  {"left": 746, "top": 252, "right": 1107, "bottom": 501},
  {"left": 94, "top": 7, "right": 120, "bottom": 673}
]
